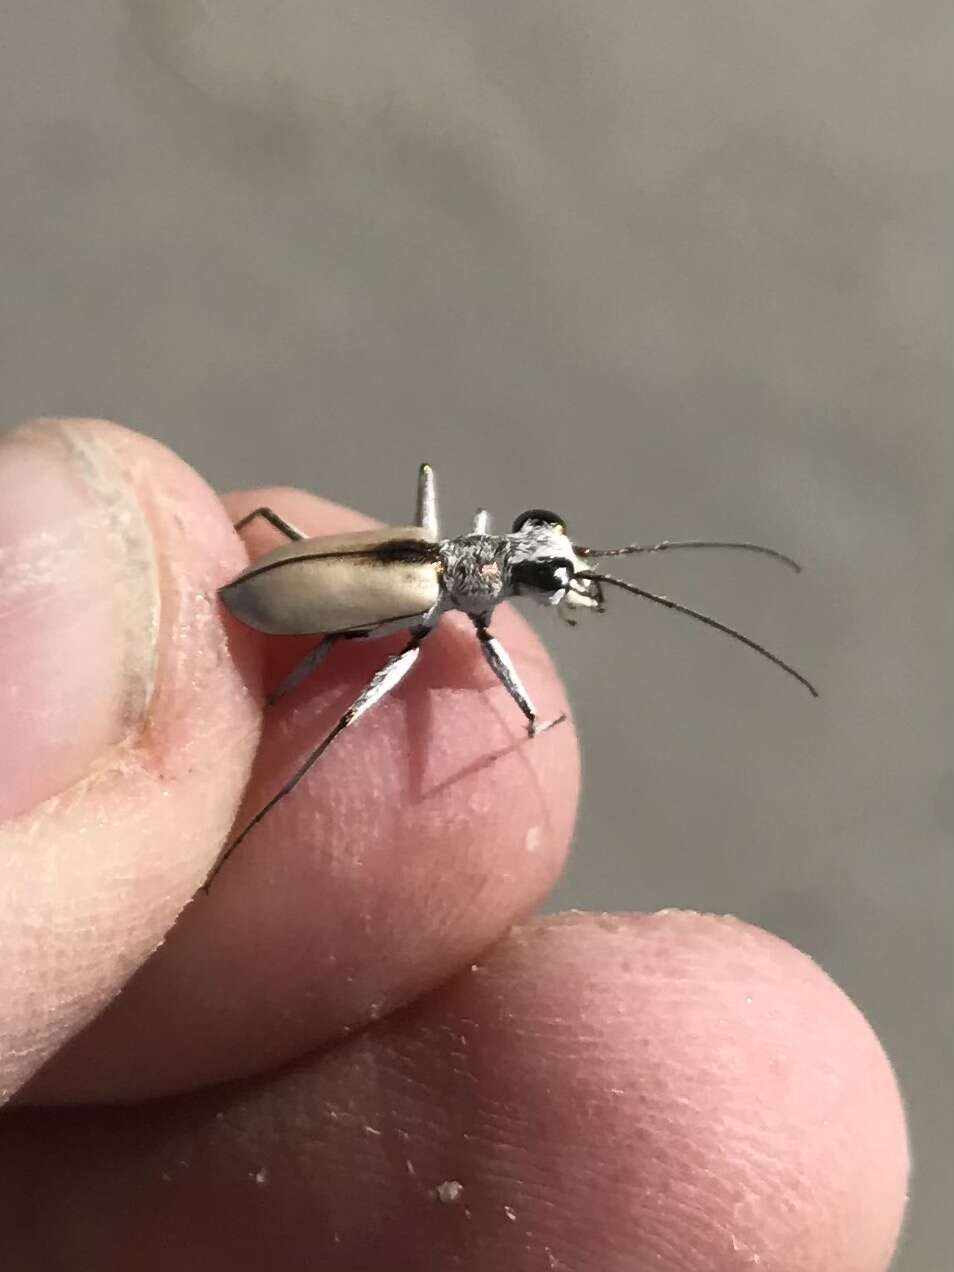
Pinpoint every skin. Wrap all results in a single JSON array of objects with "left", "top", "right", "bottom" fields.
[{"left": 0, "top": 419, "right": 909, "bottom": 1270}]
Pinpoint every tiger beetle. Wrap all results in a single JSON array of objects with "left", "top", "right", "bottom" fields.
[{"left": 209, "top": 463, "right": 816, "bottom": 884}]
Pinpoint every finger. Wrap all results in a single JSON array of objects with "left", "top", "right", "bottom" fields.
[
  {"left": 0, "top": 913, "right": 908, "bottom": 1271},
  {"left": 26, "top": 487, "right": 581, "bottom": 1104},
  {"left": 0, "top": 419, "right": 259, "bottom": 1101}
]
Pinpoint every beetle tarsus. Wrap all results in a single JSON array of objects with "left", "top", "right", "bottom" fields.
[
  {"left": 267, "top": 635, "right": 337, "bottom": 705},
  {"left": 234, "top": 507, "right": 306, "bottom": 542},
  {"left": 529, "top": 712, "right": 567, "bottom": 738}
]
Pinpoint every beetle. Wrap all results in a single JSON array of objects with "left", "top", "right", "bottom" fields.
[{"left": 209, "top": 463, "right": 816, "bottom": 884}]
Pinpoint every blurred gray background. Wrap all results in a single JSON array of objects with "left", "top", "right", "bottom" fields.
[{"left": 2, "top": 3, "right": 950, "bottom": 1266}]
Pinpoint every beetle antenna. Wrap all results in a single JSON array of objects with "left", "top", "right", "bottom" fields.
[
  {"left": 576, "top": 570, "right": 818, "bottom": 697},
  {"left": 575, "top": 540, "right": 802, "bottom": 572}
]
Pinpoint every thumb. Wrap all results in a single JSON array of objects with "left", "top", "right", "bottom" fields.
[{"left": 0, "top": 419, "right": 259, "bottom": 1101}]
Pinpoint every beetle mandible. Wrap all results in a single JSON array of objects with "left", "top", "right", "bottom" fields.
[{"left": 209, "top": 463, "right": 817, "bottom": 885}]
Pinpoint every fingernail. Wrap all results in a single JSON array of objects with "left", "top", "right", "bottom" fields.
[{"left": 0, "top": 421, "right": 160, "bottom": 819}]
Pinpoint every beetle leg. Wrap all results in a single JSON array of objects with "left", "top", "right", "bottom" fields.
[
  {"left": 472, "top": 619, "right": 567, "bottom": 738},
  {"left": 267, "top": 635, "right": 338, "bottom": 706},
  {"left": 234, "top": 506, "right": 306, "bottom": 542},
  {"left": 415, "top": 463, "right": 440, "bottom": 537},
  {"left": 205, "top": 629, "right": 429, "bottom": 888}
]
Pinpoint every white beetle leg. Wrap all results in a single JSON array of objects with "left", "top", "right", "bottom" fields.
[
  {"left": 267, "top": 634, "right": 337, "bottom": 706},
  {"left": 205, "top": 629, "right": 429, "bottom": 888},
  {"left": 415, "top": 463, "right": 439, "bottom": 537},
  {"left": 234, "top": 506, "right": 307, "bottom": 542},
  {"left": 472, "top": 620, "right": 567, "bottom": 738}
]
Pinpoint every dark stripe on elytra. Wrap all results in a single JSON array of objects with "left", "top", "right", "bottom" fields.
[{"left": 224, "top": 539, "right": 442, "bottom": 585}]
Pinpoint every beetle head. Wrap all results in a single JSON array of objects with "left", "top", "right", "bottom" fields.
[{"left": 508, "top": 510, "right": 603, "bottom": 620}]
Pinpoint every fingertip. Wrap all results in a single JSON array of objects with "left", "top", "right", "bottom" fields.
[{"left": 0, "top": 419, "right": 261, "bottom": 1098}]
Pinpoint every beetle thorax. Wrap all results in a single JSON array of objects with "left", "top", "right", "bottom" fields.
[{"left": 438, "top": 535, "right": 513, "bottom": 617}]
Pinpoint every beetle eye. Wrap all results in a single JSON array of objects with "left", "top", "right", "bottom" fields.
[
  {"left": 511, "top": 557, "right": 574, "bottom": 593},
  {"left": 511, "top": 508, "right": 566, "bottom": 534}
]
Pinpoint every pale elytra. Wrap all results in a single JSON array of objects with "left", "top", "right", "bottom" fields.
[{"left": 209, "top": 464, "right": 816, "bottom": 885}]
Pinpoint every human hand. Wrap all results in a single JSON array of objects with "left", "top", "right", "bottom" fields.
[{"left": 0, "top": 420, "right": 908, "bottom": 1269}]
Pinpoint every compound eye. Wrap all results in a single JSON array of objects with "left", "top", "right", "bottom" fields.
[
  {"left": 511, "top": 508, "right": 566, "bottom": 534},
  {"left": 512, "top": 557, "right": 575, "bottom": 593}
]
